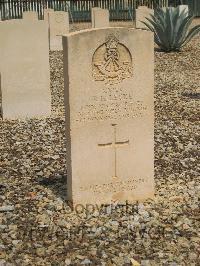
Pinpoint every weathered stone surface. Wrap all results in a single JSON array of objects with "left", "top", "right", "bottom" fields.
[
  {"left": 63, "top": 27, "right": 154, "bottom": 205},
  {"left": 43, "top": 8, "right": 54, "bottom": 21},
  {"left": 23, "top": 11, "right": 38, "bottom": 20},
  {"left": 91, "top": 7, "right": 109, "bottom": 28},
  {"left": 48, "top": 11, "right": 69, "bottom": 51},
  {"left": 91, "top": 7, "right": 101, "bottom": 28},
  {"left": 136, "top": 6, "right": 154, "bottom": 29},
  {"left": 0, "top": 19, "right": 51, "bottom": 119}
]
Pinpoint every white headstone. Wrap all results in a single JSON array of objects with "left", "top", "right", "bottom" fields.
[
  {"left": 136, "top": 6, "right": 154, "bottom": 30},
  {"left": 43, "top": 8, "right": 54, "bottom": 21},
  {"left": 91, "top": 7, "right": 109, "bottom": 28},
  {"left": 48, "top": 11, "right": 69, "bottom": 51},
  {"left": 23, "top": 11, "right": 38, "bottom": 21},
  {"left": 0, "top": 19, "right": 51, "bottom": 119},
  {"left": 62, "top": 28, "right": 154, "bottom": 206}
]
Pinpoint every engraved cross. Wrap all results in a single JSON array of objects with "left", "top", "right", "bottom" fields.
[{"left": 98, "top": 124, "right": 129, "bottom": 179}]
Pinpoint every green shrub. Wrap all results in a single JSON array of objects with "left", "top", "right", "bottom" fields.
[{"left": 142, "top": 7, "right": 200, "bottom": 52}]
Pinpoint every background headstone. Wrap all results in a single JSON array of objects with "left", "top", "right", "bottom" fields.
[
  {"left": 63, "top": 27, "right": 154, "bottom": 205},
  {"left": 43, "top": 8, "right": 54, "bottom": 21},
  {"left": 91, "top": 7, "right": 109, "bottom": 28},
  {"left": 136, "top": 6, "right": 154, "bottom": 29},
  {"left": 43, "top": 8, "right": 54, "bottom": 48},
  {"left": 91, "top": 7, "right": 101, "bottom": 28},
  {"left": 48, "top": 11, "right": 69, "bottom": 50},
  {"left": 23, "top": 11, "right": 38, "bottom": 20},
  {"left": 0, "top": 19, "right": 51, "bottom": 119}
]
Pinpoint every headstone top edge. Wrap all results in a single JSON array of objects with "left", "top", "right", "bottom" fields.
[
  {"left": 0, "top": 19, "right": 47, "bottom": 25},
  {"left": 137, "top": 6, "right": 152, "bottom": 9},
  {"left": 138, "top": 5, "right": 149, "bottom": 7},
  {"left": 62, "top": 27, "right": 153, "bottom": 38},
  {"left": 53, "top": 10, "right": 68, "bottom": 14}
]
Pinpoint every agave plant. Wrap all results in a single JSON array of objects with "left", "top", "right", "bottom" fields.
[{"left": 142, "top": 7, "right": 200, "bottom": 52}]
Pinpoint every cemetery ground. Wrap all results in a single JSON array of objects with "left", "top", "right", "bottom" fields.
[{"left": 0, "top": 29, "right": 200, "bottom": 265}]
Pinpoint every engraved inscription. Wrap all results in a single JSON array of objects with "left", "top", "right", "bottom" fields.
[
  {"left": 75, "top": 87, "right": 148, "bottom": 122},
  {"left": 76, "top": 101, "right": 147, "bottom": 122},
  {"left": 98, "top": 124, "right": 129, "bottom": 179},
  {"left": 92, "top": 34, "right": 133, "bottom": 85},
  {"left": 79, "top": 177, "right": 148, "bottom": 193}
]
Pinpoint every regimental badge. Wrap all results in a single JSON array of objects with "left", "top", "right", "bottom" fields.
[{"left": 92, "top": 34, "right": 133, "bottom": 85}]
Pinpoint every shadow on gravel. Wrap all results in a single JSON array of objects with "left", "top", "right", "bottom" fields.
[
  {"left": 38, "top": 175, "right": 68, "bottom": 201},
  {"left": 181, "top": 92, "right": 200, "bottom": 100},
  {"left": 0, "top": 184, "right": 7, "bottom": 192}
]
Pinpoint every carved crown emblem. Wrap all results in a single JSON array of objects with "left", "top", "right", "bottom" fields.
[
  {"left": 92, "top": 34, "right": 133, "bottom": 85},
  {"left": 105, "top": 35, "right": 118, "bottom": 49}
]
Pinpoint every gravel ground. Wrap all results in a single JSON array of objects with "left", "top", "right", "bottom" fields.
[{"left": 0, "top": 25, "right": 200, "bottom": 265}]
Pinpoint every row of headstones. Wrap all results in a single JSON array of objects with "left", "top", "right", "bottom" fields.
[
  {"left": 91, "top": 5, "right": 189, "bottom": 29},
  {"left": 0, "top": 4, "right": 189, "bottom": 119},
  {"left": 0, "top": 8, "right": 109, "bottom": 52},
  {"left": 0, "top": 3, "right": 190, "bottom": 53},
  {"left": 0, "top": 7, "right": 117, "bottom": 119},
  {"left": 1, "top": 4, "right": 190, "bottom": 50},
  {"left": 0, "top": 4, "right": 190, "bottom": 205},
  {"left": 0, "top": 8, "right": 156, "bottom": 204},
  {"left": 19, "top": 10, "right": 68, "bottom": 51},
  {"left": 0, "top": 7, "right": 110, "bottom": 119}
]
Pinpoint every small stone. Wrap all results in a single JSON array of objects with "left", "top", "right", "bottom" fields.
[
  {"left": 52, "top": 155, "right": 60, "bottom": 160},
  {"left": 0, "top": 260, "right": 6, "bottom": 266},
  {"left": 0, "top": 252, "right": 6, "bottom": 259},
  {"left": 110, "top": 221, "right": 119, "bottom": 226},
  {"left": 35, "top": 247, "right": 46, "bottom": 257},
  {"left": 0, "top": 206, "right": 15, "bottom": 212},
  {"left": 124, "top": 257, "right": 131, "bottom": 264},
  {"left": 63, "top": 240, "right": 69, "bottom": 246},
  {"left": 189, "top": 252, "right": 197, "bottom": 261},
  {"left": 12, "top": 240, "right": 21, "bottom": 246},
  {"left": 182, "top": 223, "right": 190, "bottom": 230},
  {"left": 64, "top": 258, "right": 71, "bottom": 265},
  {"left": 0, "top": 245, "right": 5, "bottom": 251},
  {"left": 56, "top": 204, "right": 63, "bottom": 211},
  {"left": 158, "top": 252, "right": 164, "bottom": 258},
  {"left": 10, "top": 234, "right": 17, "bottom": 239},
  {"left": 81, "top": 258, "right": 92, "bottom": 264},
  {"left": 102, "top": 252, "right": 108, "bottom": 259},
  {"left": 130, "top": 258, "right": 140, "bottom": 266},
  {"left": 76, "top": 255, "right": 85, "bottom": 260},
  {"left": 141, "top": 260, "right": 150, "bottom": 266},
  {"left": 89, "top": 248, "right": 97, "bottom": 256},
  {"left": 139, "top": 210, "right": 149, "bottom": 219},
  {"left": 8, "top": 225, "right": 17, "bottom": 230},
  {"left": 39, "top": 224, "right": 49, "bottom": 228},
  {"left": 57, "top": 219, "right": 69, "bottom": 228},
  {"left": 169, "top": 196, "right": 183, "bottom": 202},
  {"left": 0, "top": 225, "right": 7, "bottom": 230}
]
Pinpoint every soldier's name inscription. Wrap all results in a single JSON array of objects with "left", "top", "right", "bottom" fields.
[
  {"left": 75, "top": 88, "right": 148, "bottom": 122},
  {"left": 92, "top": 34, "right": 133, "bottom": 85}
]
